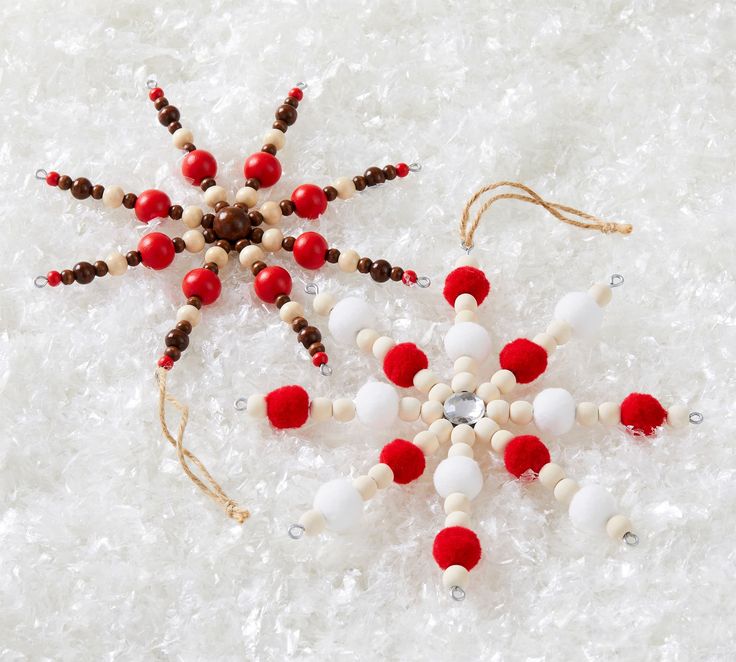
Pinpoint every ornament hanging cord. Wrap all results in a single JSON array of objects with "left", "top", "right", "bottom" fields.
[{"left": 459, "top": 181, "right": 632, "bottom": 249}]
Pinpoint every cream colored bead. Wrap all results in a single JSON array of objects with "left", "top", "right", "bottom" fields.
[
  {"left": 182, "top": 205, "right": 204, "bottom": 228},
  {"left": 454, "top": 356, "right": 478, "bottom": 375},
  {"left": 106, "top": 252, "right": 127, "bottom": 276},
  {"left": 491, "top": 429, "right": 515, "bottom": 454},
  {"left": 204, "top": 185, "right": 228, "bottom": 208},
  {"left": 333, "top": 176, "right": 356, "bottom": 200},
  {"left": 538, "top": 462, "right": 565, "bottom": 490},
  {"left": 235, "top": 186, "right": 258, "bottom": 207},
  {"left": 279, "top": 301, "right": 304, "bottom": 324},
  {"left": 238, "top": 245, "right": 264, "bottom": 269},
  {"left": 368, "top": 463, "right": 394, "bottom": 489},
  {"left": 429, "top": 418, "right": 453, "bottom": 444},
  {"left": 428, "top": 382, "right": 453, "bottom": 403},
  {"left": 667, "top": 404, "right": 690, "bottom": 428},
  {"left": 261, "top": 228, "right": 283, "bottom": 252},
  {"left": 486, "top": 400, "right": 510, "bottom": 424},
  {"left": 413, "top": 369, "right": 439, "bottom": 394},
  {"left": 533, "top": 332, "right": 556, "bottom": 355},
  {"left": 454, "top": 254, "right": 479, "bottom": 268},
  {"left": 452, "top": 371, "right": 478, "bottom": 393},
  {"left": 354, "top": 475, "right": 377, "bottom": 501},
  {"left": 598, "top": 402, "right": 621, "bottom": 425},
  {"left": 313, "top": 292, "right": 336, "bottom": 316},
  {"left": 299, "top": 509, "right": 326, "bottom": 536},
  {"left": 476, "top": 382, "right": 501, "bottom": 403},
  {"left": 474, "top": 417, "right": 499, "bottom": 445},
  {"left": 176, "top": 304, "right": 201, "bottom": 327},
  {"left": 606, "top": 514, "right": 632, "bottom": 540},
  {"left": 172, "top": 127, "right": 193, "bottom": 149},
  {"left": 260, "top": 200, "right": 282, "bottom": 225},
  {"left": 445, "top": 511, "right": 472, "bottom": 528},
  {"left": 589, "top": 282, "right": 613, "bottom": 307},
  {"left": 332, "top": 398, "right": 356, "bottom": 422},
  {"left": 442, "top": 565, "right": 470, "bottom": 590},
  {"left": 421, "top": 400, "right": 444, "bottom": 424},
  {"left": 183, "top": 230, "right": 205, "bottom": 253},
  {"left": 546, "top": 319, "right": 572, "bottom": 345},
  {"left": 491, "top": 369, "right": 516, "bottom": 395},
  {"left": 455, "top": 310, "right": 477, "bottom": 324},
  {"left": 448, "top": 442, "right": 474, "bottom": 458},
  {"left": 444, "top": 492, "right": 471, "bottom": 514},
  {"left": 356, "top": 328, "right": 380, "bottom": 352},
  {"left": 102, "top": 185, "right": 124, "bottom": 209},
  {"left": 263, "top": 128, "right": 286, "bottom": 150},
  {"left": 576, "top": 402, "right": 598, "bottom": 427},
  {"left": 399, "top": 397, "right": 421, "bottom": 422},
  {"left": 554, "top": 478, "right": 579, "bottom": 504},
  {"left": 413, "top": 430, "right": 439, "bottom": 455},
  {"left": 337, "top": 249, "right": 360, "bottom": 272},
  {"left": 454, "top": 293, "right": 478, "bottom": 313},
  {"left": 309, "top": 397, "right": 332, "bottom": 422},
  {"left": 205, "top": 246, "right": 228, "bottom": 268},
  {"left": 451, "top": 424, "right": 475, "bottom": 446},
  {"left": 509, "top": 400, "right": 534, "bottom": 425},
  {"left": 372, "top": 336, "right": 395, "bottom": 361},
  {"left": 246, "top": 394, "right": 266, "bottom": 418}
]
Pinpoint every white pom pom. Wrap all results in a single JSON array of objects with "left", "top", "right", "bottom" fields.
[
  {"left": 328, "top": 297, "right": 375, "bottom": 345},
  {"left": 433, "top": 456, "right": 483, "bottom": 500},
  {"left": 554, "top": 292, "right": 603, "bottom": 337},
  {"left": 313, "top": 479, "right": 364, "bottom": 532},
  {"left": 444, "top": 322, "right": 492, "bottom": 363},
  {"left": 533, "top": 388, "right": 576, "bottom": 436},
  {"left": 568, "top": 485, "right": 617, "bottom": 535},
  {"left": 354, "top": 382, "right": 399, "bottom": 429}
]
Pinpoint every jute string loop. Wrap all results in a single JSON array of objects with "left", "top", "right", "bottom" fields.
[
  {"left": 156, "top": 367, "right": 250, "bottom": 524},
  {"left": 459, "top": 181, "right": 632, "bottom": 249}
]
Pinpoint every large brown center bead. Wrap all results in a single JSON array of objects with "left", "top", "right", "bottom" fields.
[{"left": 213, "top": 206, "right": 251, "bottom": 241}]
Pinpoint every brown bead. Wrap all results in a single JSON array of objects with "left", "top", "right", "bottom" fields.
[
  {"left": 370, "top": 259, "right": 392, "bottom": 283},
  {"left": 203, "top": 262, "right": 219, "bottom": 274},
  {"left": 247, "top": 210, "right": 264, "bottom": 226},
  {"left": 275, "top": 104, "right": 297, "bottom": 126},
  {"left": 126, "top": 251, "right": 141, "bottom": 266},
  {"left": 176, "top": 320, "right": 193, "bottom": 335},
  {"left": 73, "top": 261, "right": 96, "bottom": 284},
  {"left": 281, "top": 236, "right": 295, "bottom": 251},
  {"left": 169, "top": 205, "right": 183, "bottom": 220},
  {"left": 164, "top": 346, "right": 181, "bottom": 362},
  {"left": 357, "top": 257, "right": 373, "bottom": 274},
  {"left": 291, "top": 317, "right": 308, "bottom": 332},
  {"left": 323, "top": 186, "right": 338, "bottom": 202},
  {"left": 158, "top": 105, "right": 180, "bottom": 126},
  {"left": 154, "top": 97, "right": 169, "bottom": 111},
  {"left": 234, "top": 239, "right": 250, "bottom": 252},
  {"left": 214, "top": 201, "right": 229, "bottom": 213},
  {"left": 57, "top": 175, "right": 72, "bottom": 191},
  {"left": 261, "top": 144, "right": 277, "bottom": 156},
  {"left": 122, "top": 193, "right": 137, "bottom": 209},
  {"left": 200, "top": 178, "right": 216, "bottom": 191},
  {"left": 187, "top": 296, "right": 202, "bottom": 309},
  {"left": 214, "top": 205, "right": 251, "bottom": 242},
  {"left": 173, "top": 237, "right": 186, "bottom": 253},
  {"left": 70, "top": 177, "right": 93, "bottom": 200},
  {"left": 203, "top": 228, "right": 216, "bottom": 243},
  {"left": 250, "top": 227, "right": 264, "bottom": 244},
  {"left": 272, "top": 120, "right": 288, "bottom": 133},
  {"left": 61, "top": 269, "right": 75, "bottom": 285},
  {"left": 215, "top": 241, "right": 231, "bottom": 253},
  {"left": 94, "top": 260, "right": 109, "bottom": 277},
  {"left": 91, "top": 184, "right": 105, "bottom": 200},
  {"left": 182, "top": 142, "right": 196, "bottom": 153},
  {"left": 326, "top": 248, "right": 340, "bottom": 264},
  {"left": 165, "top": 329, "right": 190, "bottom": 351},
  {"left": 275, "top": 294, "right": 291, "bottom": 308},
  {"left": 280, "top": 200, "right": 294, "bottom": 216},
  {"left": 297, "top": 325, "right": 322, "bottom": 348},
  {"left": 167, "top": 121, "right": 182, "bottom": 135},
  {"left": 383, "top": 165, "right": 397, "bottom": 180},
  {"left": 364, "top": 166, "right": 385, "bottom": 187},
  {"left": 390, "top": 266, "right": 404, "bottom": 281},
  {"left": 308, "top": 342, "right": 325, "bottom": 357},
  {"left": 284, "top": 96, "right": 299, "bottom": 108},
  {"left": 201, "top": 213, "right": 214, "bottom": 229},
  {"left": 352, "top": 176, "right": 367, "bottom": 191},
  {"left": 244, "top": 178, "right": 261, "bottom": 191},
  {"left": 251, "top": 261, "right": 267, "bottom": 275}
]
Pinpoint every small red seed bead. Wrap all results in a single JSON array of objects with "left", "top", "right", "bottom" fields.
[
  {"left": 402, "top": 269, "right": 418, "bottom": 285},
  {"left": 149, "top": 87, "right": 164, "bottom": 101},
  {"left": 396, "top": 163, "right": 410, "bottom": 178},
  {"left": 46, "top": 270, "right": 61, "bottom": 287},
  {"left": 158, "top": 355, "right": 174, "bottom": 370},
  {"left": 45, "top": 171, "right": 60, "bottom": 186},
  {"left": 312, "top": 351, "right": 328, "bottom": 367},
  {"left": 289, "top": 87, "right": 304, "bottom": 101}
]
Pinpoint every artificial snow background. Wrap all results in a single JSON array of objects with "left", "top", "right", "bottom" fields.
[{"left": 0, "top": 1, "right": 734, "bottom": 660}]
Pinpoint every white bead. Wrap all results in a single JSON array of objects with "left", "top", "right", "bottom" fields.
[
  {"left": 589, "top": 282, "right": 613, "bottom": 306},
  {"left": 328, "top": 297, "right": 375, "bottom": 345},
  {"left": 238, "top": 245, "right": 264, "bottom": 269},
  {"left": 413, "top": 369, "right": 439, "bottom": 393},
  {"left": 554, "top": 291, "right": 603, "bottom": 337},
  {"left": 413, "top": 430, "right": 439, "bottom": 455},
  {"left": 368, "top": 463, "right": 393, "bottom": 489},
  {"left": 183, "top": 230, "right": 205, "bottom": 253},
  {"left": 204, "top": 185, "right": 228, "bottom": 208},
  {"left": 333, "top": 176, "right": 356, "bottom": 200},
  {"left": 486, "top": 400, "right": 510, "bottom": 424},
  {"left": 264, "top": 128, "right": 286, "bottom": 150},
  {"left": 298, "top": 509, "right": 326, "bottom": 535},
  {"left": 474, "top": 418, "right": 499, "bottom": 445},
  {"left": 102, "top": 185, "right": 124, "bottom": 208},
  {"left": 598, "top": 402, "right": 621, "bottom": 425},
  {"left": 279, "top": 301, "right": 304, "bottom": 323},
  {"left": 554, "top": 478, "right": 579, "bottom": 505},
  {"left": 451, "top": 424, "right": 475, "bottom": 446},
  {"left": 332, "top": 398, "right": 356, "bottom": 422},
  {"left": 454, "top": 293, "right": 478, "bottom": 313},
  {"left": 356, "top": 328, "right": 380, "bottom": 352},
  {"left": 606, "top": 514, "right": 632, "bottom": 540},
  {"left": 428, "top": 382, "right": 453, "bottom": 403},
  {"left": 444, "top": 322, "right": 492, "bottom": 363},
  {"left": 433, "top": 456, "right": 483, "bottom": 499},
  {"left": 182, "top": 206, "right": 204, "bottom": 228},
  {"left": 313, "top": 292, "right": 336, "bottom": 316},
  {"left": 475, "top": 382, "right": 501, "bottom": 403},
  {"left": 106, "top": 252, "right": 127, "bottom": 276},
  {"left": 246, "top": 394, "right": 266, "bottom": 418},
  {"left": 533, "top": 332, "right": 556, "bottom": 355},
  {"left": 205, "top": 246, "right": 228, "bottom": 268},
  {"left": 337, "top": 249, "right": 360, "bottom": 272},
  {"left": 491, "top": 369, "right": 516, "bottom": 395},
  {"left": 235, "top": 186, "right": 258, "bottom": 207},
  {"left": 421, "top": 400, "right": 444, "bottom": 424},
  {"left": 309, "top": 397, "right": 332, "bottom": 422},
  {"left": 445, "top": 511, "right": 472, "bottom": 528},
  {"left": 568, "top": 485, "right": 618, "bottom": 535},
  {"left": 176, "top": 304, "right": 201, "bottom": 327},
  {"left": 354, "top": 382, "right": 399, "bottom": 428},
  {"left": 313, "top": 479, "right": 364, "bottom": 533},
  {"left": 448, "top": 442, "right": 474, "bottom": 458},
  {"left": 667, "top": 404, "right": 690, "bottom": 428},
  {"left": 453, "top": 356, "right": 478, "bottom": 375},
  {"left": 372, "top": 336, "right": 396, "bottom": 361},
  {"left": 538, "top": 462, "right": 565, "bottom": 490},
  {"left": 261, "top": 228, "right": 283, "bottom": 252},
  {"left": 353, "top": 475, "right": 377, "bottom": 501},
  {"left": 444, "top": 492, "right": 471, "bottom": 514},
  {"left": 455, "top": 254, "right": 479, "bottom": 268},
  {"left": 260, "top": 201, "right": 282, "bottom": 225},
  {"left": 576, "top": 402, "right": 598, "bottom": 426},
  {"left": 509, "top": 400, "right": 534, "bottom": 425},
  {"left": 399, "top": 397, "right": 421, "bottom": 421},
  {"left": 442, "top": 565, "right": 470, "bottom": 590},
  {"left": 455, "top": 310, "right": 477, "bottom": 324},
  {"left": 532, "top": 388, "right": 576, "bottom": 436},
  {"left": 428, "top": 418, "right": 453, "bottom": 444},
  {"left": 546, "top": 319, "right": 572, "bottom": 345},
  {"left": 452, "top": 371, "right": 478, "bottom": 393},
  {"left": 491, "top": 429, "right": 514, "bottom": 454},
  {"left": 172, "top": 127, "right": 193, "bottom": 149}
]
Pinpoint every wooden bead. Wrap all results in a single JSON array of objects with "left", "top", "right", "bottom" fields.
[
  {"left": 576, "top": 402, "right": 599, "bottom": 426},
  {"left": 354, "top": 475, "right": 377, "bottom": 501},
  {"left": 475, "top": 382, "right": 501, "bottom": 403},
  {"left": 486, "top": 400, "right": 510, "bottom": 424},
  {"left": 261, "top": 228, "right": 283, "bottom": 252},
  {"left": 182, "top": 206, "right": 204, "bottom": 228},
  {"left": 368, "top": 463, "right": 394, "bottom": 489},
  {"left": 205, "top": 246, "right": 228, "bottom": 268},
  {"left": 538, "top": 462, "right": 566, "bottom": 490},
  {"left": 428, "top": 382, "right": 454, "bottom": 403},
  {"left": 491, "top": 429, "right": 514, "bottom": 454},
  {"left": 313, "top": 292, "right": 336, "bottom": 316},
  {"left": 451, "top": 371, "right": 478, "bottom": 393},
  {"left": 371, "top": 336, "right": 396, "bottom": 361},
  {"left": 445, "top": 511, "right": 472, "bottom": 528},
  {"left": 172, "top": 128, "right": 193, "bottom": 149},
  {"left": 444, "top": 492, "right": 471, "bottom": 514},
  {"left": 309, "top": 397, "right": 332, "bottom": 422},
  {"left": 546, "top": 319, "right": 572, "bottom": 345},
  {"left": 357, "top": 257, "right": 373, "bottom": 273},
  {"left": 413, "top": 430, "right": 439, "bottom": 455},
  {"left": 455, "top": 254, "right": 479, "bottom": 268},
  {"left": 329, "top": 176, "right": 354, "bottom": 200},
  {"left": 297, "top": 326, "right": 321, "bottom": 348},
  {"left": 235, "top": 186, "right": 258, "bottom": 207},
  {"left": 491, "top": 369, "right": 517, "bottom": 395},
  {"left": 413, "top": 369, "right": 439, "bottom": 393},
  {"left": 370, "top": 259, "right": 392, "bottom": 283},
  {"left": 429, "top": 418, "right": 453, "bottom": 444},
  {"left": 453, "top": 356, "right": 478, "bottom": 375},
  {"left": 176, "top": 304, "right": 201, "bottom": 327},
  {"left": 473, "top": 417, "right": 499, "bottom": 445},
  {"left": 606, "top": 514, "right": 632, "bottom": 540},
  {"left": 106, "top": 252, "right": 127, "bottom": 276},
  {"left": 245, "top": 394, "right": 266, "bottom": 417},
  {"left": 442, "top": 565, "right": 469, "bottom": 590},
  {"left": 421, "top": 400, "right": 444, "bottom": 424},
  {"left": 598, "top": 402, "right": 621, "bottom": 425},
  {"left": 238, "top": 245, "right": 264, "bottom": 268},
  {"left": 298, "top": 509, "right": 326, "bottom": 536},
  {"left": 455, "top": 310, "right": 477, "bottom": 324},
  {"left": 73, "top": 262, "right": 96, "bottom": 284},
  {"left": 332, "top": 398, "right": 356, "bottom": 422},
  {"left": 337, "top": 249, "right": 360, "bottom": 272},
  {"left": 399, "top": 397, "right": 421, "bottom": 421},
  {"left": 454, "top": 293, "right": 478, "bottom": 313},
  {"left": 260, "top": 200, "right": 282, "bottom": 225},
  {"left": 553, "top": 478, "right": 579, "bottom": 504},
  {"left": 203, "top": 185, "right": 227, "bottom": 208},
  {"left": 532, "top": 332, "right": 556, "bottom": 355},
  {"left": 183, "top": 230, "right": 205, "bottom": 253},
  {"left": 102, "top": 185, "right": 125, "bottom": 208},
  {"left": 509, "top": 401, "right": 534, "bottom": 425},
  {"left": 667, "top": 404, "right": 690, "bottom": 428},
  {"left": 450, "top": 424, "right": 475, "bottom": 446},
  {"left": 71, "top": 177, "right": 93, "bottom": 200},
  {"left": 279, "top": 301, "right": 304, "bottom": 323},
  {"left": 589, "top": 282, "right": 613, "bottom": 307},
  {"left": 263, "top": 129, "right": 286, "bottom": 150},
  {"left": 356, "top": 328, "right": 380, "bottom": 352}
]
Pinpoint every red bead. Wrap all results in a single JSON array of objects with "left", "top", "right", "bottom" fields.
[
  {"left": 292, "top": 231, "right": 328, "bottom": 269},
  {"left": 503, "top": 435, "right": 550, "bottom": 478},
  {"left": 243, "top": 152, "right": 282, "bottom": 188},
  {"left": 134, "top": 189, "right": 171, "bottom": 223},
  {"left": 402, "top": 269, "right": 418, "bottom": 286},
  {"left": 182, "top": 268, "right": 221, "bottom": 305},
  {"left": 499, "top": 338, "right": 548, "bottom": 384},
  {"left": 289, "top": 87, "right": 304, "bottom": 101},
  {"left": 254, "top": 265, "right": 292, "bottom": 303},
  {"left": 379, "top": 439, "right": 426, "bottom": 484},
  {"left": 45, "top": 171, "right": 60, "bottom": 186},
  {"left": 443, "top": 266, "right": 491, "bottom": 306},
  {"left": 181, "top": 149, "right": 217, "bottom": 186},
  {"left": 620, "top": 393, "right": 667, "bottom": 436},
  {"left": 383, "top": 342, "right": 429, "bottom": 388},
  {"left": 266, "top": 385, "right": 309, "bottom": 429},
  {"left": 396, "top": 163, "right": 410, "bottom": 178},
  {"left": 138, "top": 232, "right": 175, "bottom": 270},
  {"left": 291, "top": 184, "right": 328, "bottom": 219},
  {"left": 158, "top": 355, "right": 174, "bottom": 370},
  {"left": 312, "top": 352, "right": 328, "bottom": 367},
  {"left": 149, "top": 87, "right": 164, "bottom": 101},
  {"left": 46, "top": 270, "right": 61, "bottom": 287},
  {"left": 433, "top": 527, "right": 482, "bottom": 571}
]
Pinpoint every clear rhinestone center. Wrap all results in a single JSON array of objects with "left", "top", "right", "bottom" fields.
[{"left": 443, "top": 391, "right": 486, "bottom": 426}]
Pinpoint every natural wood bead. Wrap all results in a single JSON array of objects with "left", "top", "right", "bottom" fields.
[
  {"left": 313, "top": 292, "right": 336, "bottom": 316},
  {"left": 260, "top": 201, "right": 282, "bottom": 225},
  {"left": 337, "top": 249, "right": 360, "bottom": 273},
  {"left": 353, "top": 475, "right": 377, "bottom": 501},
  {"left": 71, "top": 177, "right": 93, "bottom": 200},
  {"left": 576, "top": 402, "right": 599, "bottom": 426},
  {"left": 445, "top": 511, "right": 472, "bottom": 528},
  {"left": 606, "top": 514, "right": 632, "bottom": 540},
  {"left": 453, "top": 356, "right": 478, "bottom": 375},
  {"left": 491, "top": 429, "right": 514, "bottom": 454},
  {"left": 429, "top": 418, "right": 453, "bottom": 444},
  {"left": 261, "top": 228, "right": 283, "bottom": 252},
  {"left": 509, "top": 401, "right": 534, "bottom": 425},
  {"left": 473, "top": 417, "right": 499, "bottom": 445},
  {"left": 332, "top": 398, "right": 356, "bottom": 422},
  {"left": 235, "top": 186, "right": 258, "bottom": 207},
  {"left": 428, "top": 382, "right": 453, "bottom": 403},
  {"left": 279, "top": 301, "right": 304, "bottom": 323},
  {"left": 667, "top": 404, "right": 690, "bottom": 428},
  {"left": 413, "top": 430, "right": 439, "bottom": 455},
  {"left": 264, "top": 128, "right": 286, "bottom": 150},
  {"left": 444, "top": 493, "right": 471, "bottom": 514},
  {"left": 106, "top": 252, "right": 127, "bottom": 276},
  {"left": 455, "top": 310, "right": 477, "bottom": 324},
  {"left": 598, "top": 402, "right": 621, "bottom": 425},
  {"left": 491, "top": 369, "right": 516, "bottom": 395},
  {"left": 538, "top": 462, "right": 566, "bottom": 490},
  {"left": 533, "top": 332, "right": 556, "bottom": 355},
  {"left": 102, "top": 185, "right": 125, "bottom": 208},
  {"left": 451, "top": 371, "right": 477, "bottom": 393},
  {"left": 546, "top": 319, "right": 572, "bottom": 345},
  {"left": 553, "top": 478, "right": 579, "bottom": 505},
  {"left": 176, "top": 304, "right": 201, "bottom": 327},
  {"left": 589, "top": 282, "right": 613, "bottom": 307},
  {"left": 173, "top": 128, "right": 193, "bottom": 149},
  {"left": 298, "top": 509, "right": 326, "bottom": 536},
  {"left": 413, "top": 369, "right": 439, "bottom": 394},
  {"left": 356, "top": 328, "right": 380, "bottom": 352},
  {"left": 399, "top": 397, "right": 421, "bottom": 421},
  {"left": 442, "top": 565, "right": 470, "bottom": 591},
  {"left": 238, "top": 245, "right": 264, "bottom": 269},
  {"left": 420, "top": 400, "right": 444, "bottom": 424},
  {"left": 368, "top": 463, "right": 393, "bottom": 489},
  {"left": 475, "top": 382, "right": 501, "bottom": 403},
  {"left": 183, "top": 230, "right": 205, "bottom": 253},
  {"left": 205, "top": 246, "right": 228, "bottom": 268},
  {"left": 309, "top": 397, "right": 332, "bottom": 422},
  {"left": 333, "top": 176, "right": 356, "bottom": 199},
  {"left": 486, "top": 400, "right": 510, "bottom": 425},
  {"left": 203, "top": 185, "right": 228, "bottom": 208},
  {"left": 450, "top": 424, "right": 475, "bottom": 446},
  {"left": 449, "top": 441, "right": 474, "bottom": 459},
  {"left": 454, "top": 293, "right": 478, "bottom": 313},
  {"left": 371, "top": 336, "right": 395, "bottom": 361}
]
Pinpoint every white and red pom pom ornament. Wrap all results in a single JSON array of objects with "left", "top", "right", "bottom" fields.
[
  {"left": 433, "top": 456, "right": 483, "bottom": 499},
  {"left": 354, "top": 382, "right": 399, "bottom": 429},
  {"left": 265, "top": 385, "right": 310, "bottom": 429},
  {"left": 379, "top": 439, "right": 426, "bottom": 484},
  {"left": 533, "top": 388, "right": 576, "bottom": 436},
  {"left": 328, "top": 297, "right": 375, "bottom": 345},
  {"left": 383, "top": 343, "right": 429, "bottom": 387},
  {"left": 313, "top": 479, "right": 363, "bottom": 532},
  {"left": 433, "top": 526, "right": 482, "bottom": 570},
  {"left": 554, "top": 291, "right": 603, "bottom": 337},
  {"left": 444, "top": 322, "right": 492, "bottom": 363},
  {"left": 620, "top": 393, "right": 667, "bottom": 436}
]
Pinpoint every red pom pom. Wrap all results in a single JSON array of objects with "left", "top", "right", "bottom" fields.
[
  {"left": 504, "top": 435, "right": 550, "bottom": 478},
  {"left": 148, "top": 87, "right": 164, "bottom": 101},
  {"left": 244, "top": 152, "right": 282, "bottom": 188},
  {"left": 383, "top": 342, "right": 429, "bottom": 387},
  {"left": 157, "top": 355, "right": 174, "bottom": 370},
  {"left": 135, "top": 189, "right": 171, "bottom": 223},
  {"left": 291, "top": 184, "right": 328, "bottom": 219},
  {"left": 46, "top": 270, "right": 61, "bottom": 287},
  {"left": 138, "top": 232, "right": 175, "bottom": 270},
  {"left": 379, "top": 439, "right": 426, "bottom": 484},
  {"left": 254, "top": 266, "right": 293, "bottom": 303},
  {"left": 620, "top": 393, "right": 667, "bottom": 436},
  {"left": 499, "top": 338, "right": 548, "bottom": 384},
  {"left": 45, "top": 171, "right": 60, "bottom": 186},
  {"left": 396, "top": 163, "right": 410, "bottom": 178},
  {"left": 443, "top": 266, "right": 490, "bottom": 306},
  {"left": 433, "top": 527, "right": 482, "bottom": 570},
  {"left": 266, "top": 385, "right": 309, "bottom": 429},
  {"left": 181, "top": 149, "right": 217, "bottom": 186},
  {"left": 288, "top": 87, "right": 304, "bottom": 101},
  {"left": 293, "top": 231, "right": 328, "bottom": 269},
  {"left": 181, "top": 268, "right": 221, "bottom": 305}
]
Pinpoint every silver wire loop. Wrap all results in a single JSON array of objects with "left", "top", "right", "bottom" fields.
[
  {"left": 417, "top": 276, "right": 431, "bottom": 288},
  {"left": 35, "top": 169, "right": 48, "bottom": 180},
  {"left": 408, "top": 162, "right": 422, "bottom": 172},
  {"left": 304, "top": 282, "right": 319, "bottom": 296},
  {"left": 689, "top": 411, "right": 704, "bottom": 424},
  {"left": 34, "top": 275, "right": 48, "bottom": 288},
  {"left": 146, "top": 77, "right": 158, "bottom": 89},
  {"left": 623, "top": 531, "right": 639, "bottom": 546},
  {"left": 296, "top": 81, "right": 308, "bottom": 89},
  {"left": 450, "top": 586, "right": 466, "bottom": 602},
  {"left": 234, "top": 397, "right": 248, "bottom": 411},
  {"left": 461, "top": 241, "right": 473, "bottom": 253},
  {"left": 609, "top": 274, "right": 625, "bottom": 288},
  {"left": 320, "top": 363, "right": 333, "bottom": 377},
  {"left": 288, "top": 524, "right": 305, "bottom": 539}
]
